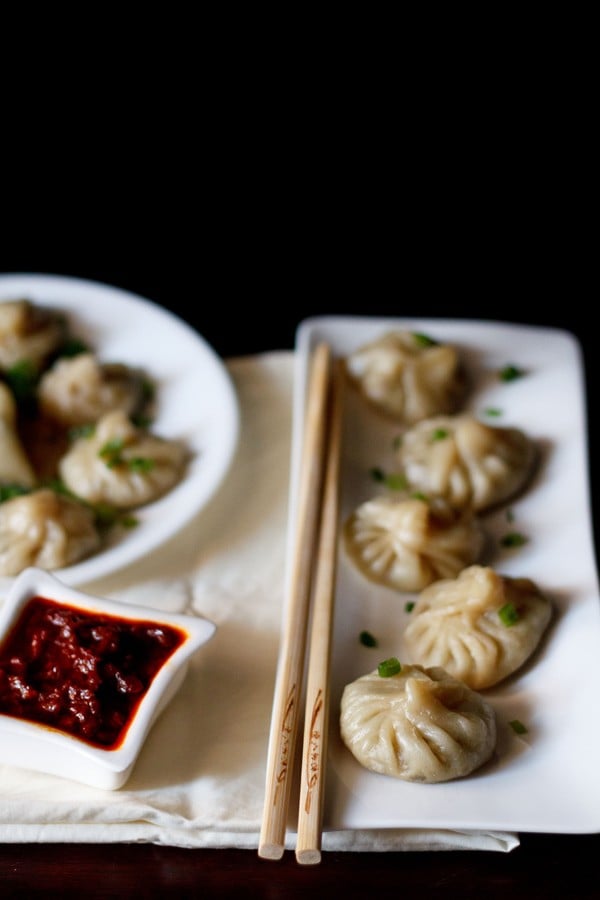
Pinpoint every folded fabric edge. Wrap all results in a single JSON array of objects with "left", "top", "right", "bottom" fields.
[{"left": 0, "top": 824, "right": 519, "bottom": 852}]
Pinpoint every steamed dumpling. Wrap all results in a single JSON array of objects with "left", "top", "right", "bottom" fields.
[
  {"left": 0, "top": 382, "right": 36, "bottom": 488},
  {"left": 345, "top": 330, "right": 467, "bottom": 424},
  {"left": 38, "top": 352, "right": 148, "bottom": 427},
  {"left": 59, "top": 410, "right": 188, "bottom": 509},
  {"left": 340, "top": 663, "right": 496, "bottom": 783},
  {"left": 396, "top": 414, "right": 537, "bottom": 513},
  {"left": 0, "top": 299, "right": 66, "bottom": 372},
  {"left": 343, "top": 495, "right": 485, "bottom": 592},
  {"left": 403, "top": 565, "right": 552, "bottom": 690},
  {"left": 0, "top": 488, "right": 101, "bottom": 576}
]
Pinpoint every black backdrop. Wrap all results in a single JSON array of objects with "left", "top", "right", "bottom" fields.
[
  {"left": 0, "top": 244, "right": 591, "bottom": 361},
  {"left": 1, "top": 218, "right": 596, "bottom": 550}
]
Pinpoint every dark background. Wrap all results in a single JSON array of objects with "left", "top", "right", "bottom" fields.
[
  {"left": 1, "top": 32, "right": 596, "bottom": 894},
  {"left": 1, "top": 204, "right": 595, "bottom": 506},
  {"left": 0, "top": 225, "right": 590, "bottom": 360},
  {"left": 0, "top": 116, "right": 597, "bottom": 896},
  {"left": 3, "top": 233, "right": 598, "bottom": 603}
]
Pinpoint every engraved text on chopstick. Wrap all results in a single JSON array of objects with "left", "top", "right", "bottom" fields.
[
  {"left": 303, "top": 688, "right": 324, "bottom": 813},
  {"left": 274, "top": 684, "right": 296, "bottom": 804}
]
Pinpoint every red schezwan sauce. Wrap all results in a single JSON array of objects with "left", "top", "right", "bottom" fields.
[{"left": 0, "top": 596, "right": 186, "bottom": 749}]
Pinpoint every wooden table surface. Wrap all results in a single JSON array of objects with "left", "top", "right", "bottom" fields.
[
  {"left": 1, "top": 262, "right": 598, "bottom": 899},
  {"left": 1, "top": 832, "right": 599, "bottom": 899}
]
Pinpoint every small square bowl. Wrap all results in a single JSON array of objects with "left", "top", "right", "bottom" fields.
[{"left": 0, "top": 567, "right": 216, "bottom": 790}]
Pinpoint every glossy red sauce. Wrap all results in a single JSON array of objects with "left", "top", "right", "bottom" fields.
[{"left": 0, "top": 596, "right": 186, "bottom": 749}]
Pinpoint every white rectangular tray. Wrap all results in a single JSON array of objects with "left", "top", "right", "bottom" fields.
[{"left": 291, "top": 316, "right": 600, "bottom": 834}]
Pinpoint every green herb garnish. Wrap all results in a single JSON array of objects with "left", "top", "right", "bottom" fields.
[
  {"left": 501, "top": 531, "right": 528, "bottom": 548},
  {"left": 430, "top": 428, "right": 449, "bottom": 442},
  {"left": 43, "top": 478, "right": 76, "bottom": 498},
  {"left": 369, "top": 468, "right": 407, "bottom": 491},
  {"left": 404, "top": 601, "right": 415, "bottom": 613},
  {"left": 128, "top": 457, "right": 155, "bottom": 473},
  {"left": 141, "top": 378, "right": 155, "bottom": 403},
  {"left": 0, "top": 483, "right": 30, "bottom": 503},
  {"left": 99, "top": 437, "right": 126, "bottom": 468},
  {"left": 499, "top": 364, "right": 525, "bottom": 382},
  {"left": 359, "top": 630, "right": 378, "bottom": 648},
  {"left": 377, "top": 657, "right": 402, "bottom": 678},
  {"left": 412, "top": 332, "right": 438, "bottom": 347},
  {"left": 5, "top": 360, "right": 38, "bottom": 403},
  {"left": 98, "top": 439, "right": 154, "bottom": 474},
  {"left": 120, "top": 515, "right": 139, "bottom": 529},
  {"left": 385, "top": 472, "right": 408, "bottom": 490},
  {"left": 68, "top": 423, "right": 96, "bottom": 441},
  {"left": 509, "top": 719, "right": 528, "bottom": 735},
  {"left": 484, "top": 407, "right": 502, "bottom": 417},
  {"left": 59, "top": 337, "right": 89, "bottom": 358},
  {"left": 92, "top": 502, "right": 121, "bottom": 528},
  {"left": 499, "top": 602, "right": 520, "bottom": 626},
  {"left": 131, "top": 413, "right": 153, "bottom": 428}
]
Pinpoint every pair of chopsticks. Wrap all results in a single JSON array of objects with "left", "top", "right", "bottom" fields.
[{"left": 258, "top": 342, "right": 344, "bottom": 865}]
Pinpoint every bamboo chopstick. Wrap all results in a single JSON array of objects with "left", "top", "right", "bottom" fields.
[
  {"left": 258, "top": 342, "right": 333, "bottom": 860},
  {"left": 295, "top": 359, "right": 344, "bottom": 865}
]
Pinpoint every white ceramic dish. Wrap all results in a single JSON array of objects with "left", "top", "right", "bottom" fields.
[
  {"left": 0, "top": 273, "right": 240, "bottom": 590},
  {"left": 0, "top": 567, "right": 216, "bottom": 789},
  {"left": 292, "top": 316, "right": 600, "bottom": 834}
]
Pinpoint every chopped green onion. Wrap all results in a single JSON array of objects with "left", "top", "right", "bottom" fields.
[
  {"left": 404, "top": 601, "right": 415, "bottom": 613},
  {"left": 501, "top": 531, "right": 528, "bottom": 548},
  {"left": 412, "top": 332, "right": 438, "bottom": 347},
  {"left": 385, "top": 472, "right": 408, "bottom": 491},
  {"left": 120, "top": 515, "right": 139, "bottom": 529},
  {"left": 430, "top": 428, "right": 449, "bottom": 442},
  {"left": 377, "top": 657, "right": 402, "bottom": 677},
  {"left": 499, "top": 364, "right": 525, "bottom": 382},
  {"left": 410, "top": 491, "right": 429, "bottom": 502},
  {"left": 509, "top": 719, "right": 528, "bottom": 735},
  {"left": 92, "top": 502, "right": 121, "bottom": 527},
  {"left": 0, "top": 483, "right": 30, "bottom": 503},
  {"left": 484, "top": 407, "right": 502, "bottom": 417},
  {"left": 43, "top": 478, "right": 76, "bottom": 498},
  {"left": 369, "top": 468, "right": 408, "bottom": 491},
  {"left": 128, "top": 457, "right": 155, "bottom": 473},
  {"left": 59, "top": 337, "right": 89, "bottom": 358},
  {"left": 131, "top": 413, "right": 153, "bottom": 428},
  {"left": 359, "top": 630, "right": 378, "bottom": 647},
  {"left": 499, "top": 602, "right": 520, "bottom": 626},
  {"left": 98, "top": 438, "right": 154, "bottom": 473},
  {"left": 68, "top": 423, "right": 95, "bottom": 441},
  {"left": 6, "top": 360, "right": 38, "bottom": 403},
  {"left": 141, "top": 379, "right": 155, "bottom": 402},
  {"left": 99, "top": 437, "right": 125, "bottom": 467}
]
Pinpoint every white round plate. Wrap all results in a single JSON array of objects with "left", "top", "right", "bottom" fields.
[{"left": 0, "top": 273, "right": 240, "bottom": 589}]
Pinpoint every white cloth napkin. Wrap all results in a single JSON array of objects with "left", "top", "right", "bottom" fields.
[{"left": 0, "top": 352, "right": 518, "bottom": 852}]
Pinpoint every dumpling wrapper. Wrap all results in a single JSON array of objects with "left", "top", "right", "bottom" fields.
[
  {"left": 0, "top": 299, "right": 66, "bottom": 372},
  {"left": 343, "top": 495, "right": 485, "bottom": 593},
  {"left": 0, "top": 488, "right": 101, "bottom": 576},
  {"left": 403, "top": 565, "right": 552, "bottom": 690},
  {"left": 396, "top": 414, "right": 537, "bottom": 513},
  {"left": 345, "top": 330, "right": 467, "bottom": 425},
  {"left": 0, "top": 383, "right": 36, "bottom": 488},
  {"left": 38, "top": 352, "right": 148, "bottom": 427},
  {"left": 59, "top": 410, "right": 188, "bottom": 509},
  {"left": 340, "top": 663, "right": 496, "bottom": 783}
]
